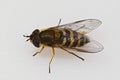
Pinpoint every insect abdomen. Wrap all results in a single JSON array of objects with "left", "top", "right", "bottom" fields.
[{"left": 59, "top": 29, "right": 89, "bottom": 47}]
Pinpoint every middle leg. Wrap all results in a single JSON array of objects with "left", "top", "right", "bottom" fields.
[{"left": 49, "top": 47, "right": 55, "bottom": 73}]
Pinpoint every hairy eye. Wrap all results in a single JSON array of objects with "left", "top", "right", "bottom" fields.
[
  {"left": 32, "top": 35, "right": 40, "bottom": 47},
  {"left": 33, "top": 29, "right": 39, "bottom": 34}
]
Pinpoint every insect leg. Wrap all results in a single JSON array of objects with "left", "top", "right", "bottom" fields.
[
  {"left": 33, "top": 46, "right": 44, "bottom": 56},
  {"left": 60, "top": 47, "right": 84, "bottom": 61},
  {"left": 49, "top": 47, "right": 55, "bottom": 73},
  {"left": 57, "top": 19, "right": 61, "bottom": 27}
]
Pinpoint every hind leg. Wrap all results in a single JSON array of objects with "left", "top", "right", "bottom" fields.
[{"left": 60, "top": 47, "right": 84, "bottom": 61}]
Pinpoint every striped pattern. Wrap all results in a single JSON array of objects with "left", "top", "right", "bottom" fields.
[{"left": 59, "top": 29, "right": 89, "bottom": 47}]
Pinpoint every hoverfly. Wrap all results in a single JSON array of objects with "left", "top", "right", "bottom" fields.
[{"left": 24, "top": 19, "right": 104, "bottom": 73}]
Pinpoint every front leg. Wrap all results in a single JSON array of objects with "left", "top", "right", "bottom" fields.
[{"left": 33, "top": 45, "right": 44, "bottom": 56}]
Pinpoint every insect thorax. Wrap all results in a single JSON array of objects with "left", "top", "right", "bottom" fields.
[{"left": 39, "top": 28, "right": 60, "bottom": 46}]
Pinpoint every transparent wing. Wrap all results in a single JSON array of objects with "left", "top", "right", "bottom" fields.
[
  {"left": 69, "top": 40, "right": 104, "bottom": 53},
  {"left": 61, "top": 40, "right": 104, "bottom": 53},
  {"left": 55, "top": 19, "right": 102, "bottom": 34}
]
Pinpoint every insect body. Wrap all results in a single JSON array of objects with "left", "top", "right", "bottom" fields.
[
  {"left": 39, "top": 28, "right": 89, "bottom": 47},
  {"left": 24, "top": 19, "right": 104, "bottom": 73}
]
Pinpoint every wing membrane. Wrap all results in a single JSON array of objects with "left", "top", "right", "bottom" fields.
[
  {"left": 71, "top": 40, "right": 104, "bottom": 53},
  {"left": 56, "top": 19, "right": 102, "bottom": 34}
]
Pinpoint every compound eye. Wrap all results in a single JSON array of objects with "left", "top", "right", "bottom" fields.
[
  {"left": 32, "top": 35, "right": 40, "bottom": 47},
  {"left": 33, "top": 29, "right": 39, "bottom": 34}
]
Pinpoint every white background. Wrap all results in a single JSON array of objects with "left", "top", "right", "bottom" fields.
[{"left": 0, "top": 0, "right": 120, "bottom": 80}]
